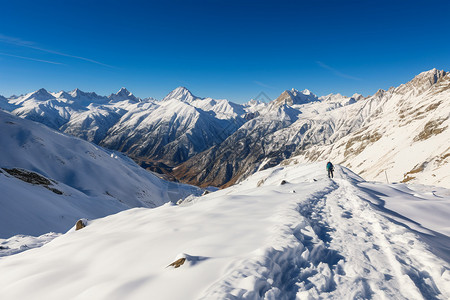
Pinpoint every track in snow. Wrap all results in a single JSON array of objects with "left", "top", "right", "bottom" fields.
[
  {"left": 1, "top": 164, "right": 448, "bottom": 300},
  {"left": 203, "top": 166, "right": 450, "bottom": 300}
]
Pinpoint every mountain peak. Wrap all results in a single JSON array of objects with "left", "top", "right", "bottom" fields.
[
  {"left": 301, "top": 88, "right": 313, "bottom": 95},
  {"left": 109, "top": 87, "right": 139, "bottom": 102},
  {"left": 70, "top": 88, "right": 85, "bottom": 97},
  {"left": 395, "top": 68, "right": 447, "bottom": 96},
  {"left": 162, "top": 87, "right": 199, "bottom": 102},
  {"left": 117, "top": 87, "right": 130, "bottom": 95},
  {"left": 25, "top": 88, "right": 55, "bottom": 101},
  {"left": 413, "top": 68, "right": 445, "bottom": 83},
  {"left": 272, "top": 88, "right": 319, "bottom": 108}
]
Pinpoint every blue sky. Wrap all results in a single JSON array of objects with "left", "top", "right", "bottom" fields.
[{"left": 1, "top": 0, "right": 449, "bottom": 103}]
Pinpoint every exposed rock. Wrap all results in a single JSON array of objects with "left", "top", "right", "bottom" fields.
[
  {"left": 3, "top": 168, "right": 63, "bottom": 195},
  {"left": 75, "top": 219, "right": 86, "bottom": 231},
  {"left": 167, "top": 257, "right": 186, "bottom": 268},
  {"left": 413, "top": 118, "right": 448, "bottom": 142}
]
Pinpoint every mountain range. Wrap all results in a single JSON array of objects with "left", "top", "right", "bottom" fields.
[{"left": 0, "top": 68, "right": 448, "bottom": 189}]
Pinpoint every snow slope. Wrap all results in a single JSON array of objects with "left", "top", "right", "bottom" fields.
[
  {"left": 294, "top": 69, "right": 450, "bottom": 187},
  {"left": 0, "top": 110, "right": 200, "bottom": 238},
  {"left": 0, "top": 162, "right": 448, "bottom": 299}
]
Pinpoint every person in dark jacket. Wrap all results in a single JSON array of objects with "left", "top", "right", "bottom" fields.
[{"left": 326, "top": 161, "right": 334, "bottom": 178}]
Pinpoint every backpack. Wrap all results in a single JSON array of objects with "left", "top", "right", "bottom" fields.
[{"left": 326, "top": 162, "right": 333, "bottom": 171}]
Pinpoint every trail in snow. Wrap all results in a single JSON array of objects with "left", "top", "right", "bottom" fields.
[
  {"left": 309, "top": 170, "right": 446, "bottom": 299},
  {"left": 201, "top": 166, "right": 450, "bottom": 300},
  {"left": 0, "top": 163, "right": 448, "bottom": 300}
]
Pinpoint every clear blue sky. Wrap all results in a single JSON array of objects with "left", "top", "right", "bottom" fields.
[{"left": 1, "top": 0, "right": 449, "bottom": 103}]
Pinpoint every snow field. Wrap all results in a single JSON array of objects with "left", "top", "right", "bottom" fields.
[
  {"left": 0, "top": 163, "right": 448, "bottom": 299},
  {"left": 0, "top": 110, "right": 201, "bottom": 238}
]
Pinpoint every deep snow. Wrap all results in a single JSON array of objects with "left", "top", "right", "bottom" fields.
[{"left": 0, "top": 162, "right": 448, "bottom": 300}]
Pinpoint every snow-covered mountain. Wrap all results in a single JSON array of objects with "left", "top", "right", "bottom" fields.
[
  {"left": 0, "top": 162, "right": 448, "bottom": 299},
  {"left": 100, "top": 98, "right": 242, "bottom": 164},
  {"left": 1, "top": 69, "right": 448, "bottom": 190},
  {"left": 0, "top": 110, "right": 200, "bottom": 238},
  {"left": 60, "top": 107, "right": 123, "bottom": 144},
  {"left": 270, "top": 88, "right": 319, "bottom": 109},
  {"left": 291, "top": 68, "right": 450, "bottom": 187},
  {"left": 162, "top": 86, "right": 199, "bottom": 102},
  {"left": 0, "top": 94, "right": 17, "bottom": 111},
  {"left": 172, "top": 104, "right": 301, "bottom": 187},
  {"left": 1, "top": 86, "right": 248, "bottom": 167},
  {"left": 108, "top": 87, "right": 140, "bottom": 103},
  {"left": 176, "top": 69, "right": 450, "bottom": 188}
]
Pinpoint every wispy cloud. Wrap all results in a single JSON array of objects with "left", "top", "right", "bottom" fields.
[
  {"left": 0, "top": 52, "right": 64, "bottom": 65},
  {"left": 316, "top": 61, "right": 361, "bottom": 81},
  {"left": 0, "top": 33, "right": 115, "bottom": 68},
  {"left": 0, "top": 34, "right": 34, "bottom": 46},
  {"left": 253, "top": 80, "right": 276, "bottom": 89}
]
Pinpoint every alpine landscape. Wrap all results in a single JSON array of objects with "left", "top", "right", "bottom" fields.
[{"left": 0, "top": 0, "right": 449, "bottom": 299}]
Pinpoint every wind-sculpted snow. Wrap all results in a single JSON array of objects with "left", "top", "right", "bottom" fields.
[
  {"left": 0, "top": 163, "right": 448, "bottom": 299},
  {"left": 0, "top": 111, "right": 201, "bottom": 238}
]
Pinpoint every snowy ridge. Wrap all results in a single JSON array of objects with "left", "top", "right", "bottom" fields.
[
  {"left": 0, "top": 162, "right": 448, "bottom": 299},
  {"left": 162, "top": 86, "right": 199, "bottom": 102},
  {"left": 0, "top": 110, "right": 200, "bottom": 238}
]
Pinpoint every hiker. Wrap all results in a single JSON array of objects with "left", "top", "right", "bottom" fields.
[{"left": 326, "top": 161, "right": 334, "bottom": 178}]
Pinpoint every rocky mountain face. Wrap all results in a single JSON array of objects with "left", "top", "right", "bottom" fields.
[
  {"left": 1, "top": 69, "right": 448, "bottom": 188},
  {"left": 290, "top": 68, "right": 450, "bottom": 187},
  {"left": 271, "top": 88, "right": 319, "bottom": 107},
  {"left": 174, "top": 69, "right": 450, "bottom": 188}
]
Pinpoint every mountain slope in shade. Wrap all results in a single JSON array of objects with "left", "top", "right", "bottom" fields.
[
  {"left": 172, "top": 104, "right": 301, "bottom": 187},
  {"left": 60, "top": 107, "right": 123, "bottom": 144},
  {"left": 101, "top": 99, "right": 241, "bottom": 164},
  {"left": 0, "top": 110, "right": 200, "bottom": 238}
]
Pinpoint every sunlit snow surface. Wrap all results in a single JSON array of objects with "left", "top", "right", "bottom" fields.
[{"left": 0, "top": 163, "right": 448, "bottom": 299}]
